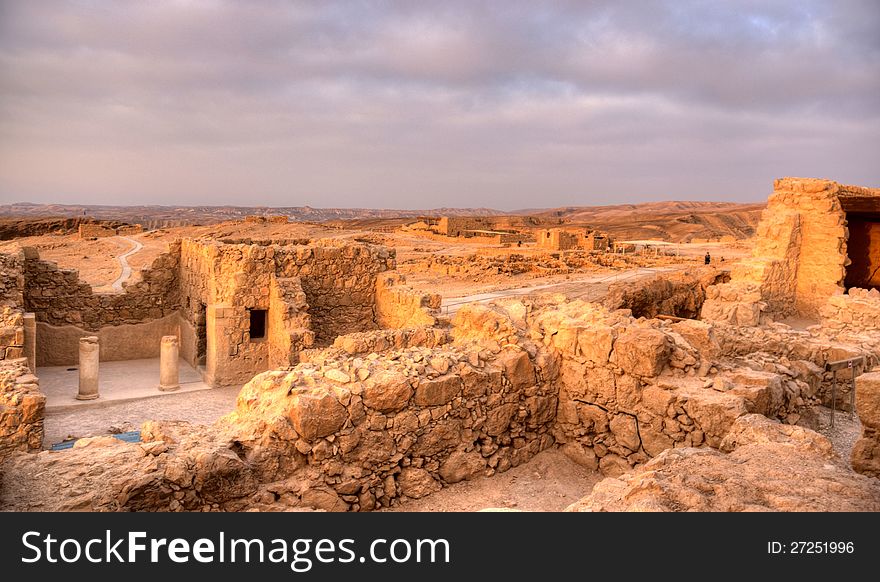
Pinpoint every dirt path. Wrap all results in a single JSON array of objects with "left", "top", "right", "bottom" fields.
[{"left": 110, "top": 236, "right": 143, "bottom": 291}]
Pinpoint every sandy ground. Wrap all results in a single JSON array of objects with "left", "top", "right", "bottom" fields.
[
  {"left": 42, "top": 385, "right": 242, "bottom": 446},
  {"left": 814, "top": 405, "right": 861, "bottom": 461},
  {"left": 383, "top": 448, "right": 601, "bottom": 512}
]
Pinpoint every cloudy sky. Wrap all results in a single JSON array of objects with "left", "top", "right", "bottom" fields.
[{"left": 0, "top": 0, "right": 878, "bottom": 209}]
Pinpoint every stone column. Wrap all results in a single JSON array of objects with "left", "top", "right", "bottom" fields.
[
  {"left": 76, "top": 336, "right": 100, "bottom": 400},
  {"left": 23, "top": 313, "right": 36, "bottom": 373},
  {"left": 158, "top": 335, "right": 180, "bottom": 392}
]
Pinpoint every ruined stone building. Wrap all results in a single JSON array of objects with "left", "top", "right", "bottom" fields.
[
  {"left": 535, "top": 228, "right": 612, "bottom": 251},
  {"left": 704, "top": 178, "right": 880, "bottom": 326},
  {"left": 0, "top": 237, "right": 440, "bottom": 388},
  {"left": 2, "top": 177, "right": 880, "bottom": 512}
]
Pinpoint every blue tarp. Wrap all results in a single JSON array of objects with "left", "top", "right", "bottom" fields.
[{"left": 50, "top": 430, "right": 141, "bottom": 451}]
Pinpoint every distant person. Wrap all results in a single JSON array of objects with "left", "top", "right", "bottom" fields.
[{"left": 704, "top": 252, "right": 711, "bottom": 265}]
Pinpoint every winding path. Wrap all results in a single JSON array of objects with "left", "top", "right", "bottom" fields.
[{"left": 111, "top": 236, "right": 143, "bottom": 292}]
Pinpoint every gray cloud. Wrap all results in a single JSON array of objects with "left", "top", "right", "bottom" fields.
[{"left": 0, "top": 0, "right": 878, "bottom": 208}]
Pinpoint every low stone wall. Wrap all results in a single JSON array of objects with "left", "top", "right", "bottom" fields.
[
  {"left": 375, "top": 274, "right": 440, "bottom": 329},
  {"left": 24, "top": 243, "right": 181, "bottom": 330},
  {"left": 35, "top": 313, "right": 182, "bottom": 366},
  {"left": 714, "top": 324, "right": 875, "bottom": 413},
  {"left": 300, "top": 327, "right": 451, "bottom": 363},
  {"left": 820, "top": 289, "right": 880, "bottom": 331},
  {"left": 0, "top": 359, "right": 44, "bottom": 460},
  {"left": 0, "top": 307, "right": 25, "bottom": 362},
  {"left": 853, "top": 371, "right": 880, "bottom": 477}
]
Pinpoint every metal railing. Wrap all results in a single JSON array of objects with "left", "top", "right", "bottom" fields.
[{"left": 825, "top": 356, "right": 864, "bottom": 428}]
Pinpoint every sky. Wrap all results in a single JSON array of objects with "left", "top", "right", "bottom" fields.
[{"left": 0, "top": 0, "right": 878, "bottom": 210}]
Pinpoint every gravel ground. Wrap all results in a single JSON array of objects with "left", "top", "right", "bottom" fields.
[
  {"left": 813, "top": 405, "right": 862, "bottom": 462},
  {"left": 42, "top": 385, "right": 242, "bottom": 447}
]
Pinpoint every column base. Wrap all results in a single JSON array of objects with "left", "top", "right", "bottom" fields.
[
  {"left": 158, "top": 384, "right": 180, "bottom": 392},
  {"left": 75, "top": 393, "right": 99, "bottom": 401}
]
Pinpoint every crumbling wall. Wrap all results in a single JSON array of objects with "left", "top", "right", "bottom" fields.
[
  {"left": 568, "top": 414, "right": 880, "bottom": 512},
  {"left": 536, "top": 228, "right": 579, "bottom": 250},
  {"left": 0, "top": 250, "right": 25, "bottom": 308},
  {"left": 852, "top": 371, "right": 880, "bottom": 477},
  {"left": 301, "top": 327, "right": 451, "bottom": 362},
  {"left": 1, "top": 341, "right": 557, "bottom": 512},
  {"left": 712, "top": 323, "right": 875, "bottom": 413},
  {"left": 179, "top": 238, "right": 393, "bottom": 385},
  {"left": 603, "top": 267, "right": 728, "bottom": 319},
  {"left": 703, "top": 178, "right": 879, "bottom": 323},
  {"left": 116, "top": 224, "right": 144, "bottom": 236},
  {"left": 820, "top": 288, "right": 880, "bottom": 331},
  {"left": 24, "top": 243, "right": 181, "bottom": 330},
  {"left": 274, "top": 241, "right": 394, "bottom": 344},
  {"left": 0, "top": 359, "right": 44, "bottom": 460},
  {"left": 375, "top": 273, "right": 440, "bottom": 329},
  {"left": 0, "top": 308, "right": 25, "bottom": 363},
  {"left": 268, "top": 277, "right": 313, "bottom": 368}
]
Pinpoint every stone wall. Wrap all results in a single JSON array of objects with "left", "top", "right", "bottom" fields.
[
  {"left": 375, "top": 274, "right": 440, "bottom": 329},
  {"left": 1, "top": 308, "right": 26, "bottom": 362},
  {"left": 24, "top": 243, "right": 181, "bottom": 330},
  {"left": 179, "top": 238, "right": 393, "bottom": 385},
  {"left": 0, "top": 294, "right": 863, "bottom": 512},
  {"left": 703, "top": 178, "right": 879, "bottom": 323},
  {"left": 0, "top": 250, "right": 25, "bottom": 308},
  {"left": 268, "top": 277, "right": 313, "bottom": 368},
  {"left": 537, "top": 228, "right": 578, "bottom": 250},
  {"left": 35, "top": 314, "right": 182, "bottom": 366},
  {"left": 275, "top": 241, "right": 394, "bottom": 344},
  {"left": 0, "top": 359, "right": 44, "bottom": 460},
  {"left": 853, "top": 371, "right": 880, "bottom": 477},
  {"left": 820, "top": 288, "right": 880, "bottom": 331}
]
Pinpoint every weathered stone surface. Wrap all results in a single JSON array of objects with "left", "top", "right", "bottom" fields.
[
  {"left": 485, "top": 403, "right": 518, "bottom": 436},
  {"left": 288, "top": 389, "right": 348, "bottom": 440},
  {"left": 609, "top": 414, "right": 640, "bottom": 452},
  {"left": 578, "top": 326, "right": 614, "bottom": 365},
  {"left": 560, "top": 441, "right": 598, "bottom": 470},
  {"left": 852, "top": 437, "right": 880, "bottom": 478},
  {"left": 362, "top": 370, "right": 413, "bottom": 412},
  {"left": 414, "top": 374, "right": 461, "bottom": 407},
  {"left": 598, "top": 453, "right": 630, "bottom": 477},
  {"left": 719, "top": 414, "right": 833, "bottom": 457},
  {"left": 569, "top": 418, "right": 880, "bottom": 512},
  {"left": 497, "top": 350, "right": 535, "bottom": 389},
  {"left": 439, "top": 450, "right": 486, "bottom": 484},
  {"left": 855, "top": 371, "right": 880, "bottom": 430},
  {"left": 725, "top": 369, "right": 784, "bottom": 417},
  {"left": 611, "top": 328, "right": 670, "bottom": 377},
  {"left": 397, "top": 467, "right": 441, "bottom": 498}
]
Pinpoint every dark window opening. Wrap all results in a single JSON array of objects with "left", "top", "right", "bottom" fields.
[
  {"left": 546, "top": 232, "right": 550, "bottom": 238},
  {"left": 249, "top": 309, "right": 267, "bottom": 340},
  {"left": 844, "top": 212, "right": 880, "bottom": 292},
  {"left": 196, "top": 302, "right": 207, "bottom": 366}
]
